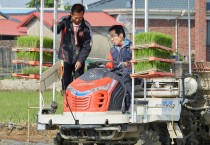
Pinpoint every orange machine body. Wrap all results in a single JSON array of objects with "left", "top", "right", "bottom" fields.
[{"left": 63, "top": 68, "right": 127, "bottom": 112}]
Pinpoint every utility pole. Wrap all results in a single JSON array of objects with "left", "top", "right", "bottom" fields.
[
  {"left": 145, "top": 0, "right": 148, "bottom": 32},
  {"left": 131, "top": 0, "right": 135, "bottom": 123},
  {"left": 52, "top": 0, "right": 58, "bottom": 102},
  {"left": 39, "top": 0, "right": 44, "bottom": 114},
  {"left": 175, "top": 10, "right": 185, "bottom": 61},
  {"left": 188, "top": 0, "right": 192, "bottom": 75}
]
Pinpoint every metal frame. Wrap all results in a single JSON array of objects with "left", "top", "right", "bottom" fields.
[
  {"left": 37, "top": 0, "right": 184, "bottom": 129},
  {"left": 38, "top": 0, "right": 58, "bottom": 116}
]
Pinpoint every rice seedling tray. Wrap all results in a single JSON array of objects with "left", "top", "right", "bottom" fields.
[
  {"left": 134, "top": 69, "right": 171, "bottom": 74},
  {"left": 12, "top": 73, "right": 40, "bottom": 79},
  {"left": 133, "top": 45, "right": 173, "bottom": 60},
  {"left": 131, "top": 43, "right": 175, "bottom": 52},
  {"left": 130, "top": 71, "right": 175, "bottom": 78},
  {"left": 12, "top": 60, "right": 53, "bottom": 67},
  {"left": 134, "top": 61, "right": 172, "bottom": 73},
  {"left": 17, "top": 36, "right": 53, "bottom": 48},
  {"left": 12, "top": 47, "right": 53, "bottom": 53},
  {"left": 130, "top": 57, "right": 175, "bottom": 63},
  {"left": 135, "top": 32, "right": 173, "bottom": 48},
  {"left": 15, "top": 51, "right": 53, "bottom": 62}
]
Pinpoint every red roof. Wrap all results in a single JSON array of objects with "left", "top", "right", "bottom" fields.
[
  {"left": 18, "top": 12, "right": 121, "bottom": 28},
  {"left": 0, "top": 19, "right": 26, "bottom": 36},
  {"left": 10, "top": 14, "right": 30, "bottom": 22}
]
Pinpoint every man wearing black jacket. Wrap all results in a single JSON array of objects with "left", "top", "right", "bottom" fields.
[{"left": 56, "top": 4, "right": 92, "bottom": 92}]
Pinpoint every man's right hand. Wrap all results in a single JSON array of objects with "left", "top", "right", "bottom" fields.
[
  {"left": 75, "top": 61, "right": 82, "bottom": 71},
  {"left": 118, "top": 62, "right": 126, "bottom": 68}
]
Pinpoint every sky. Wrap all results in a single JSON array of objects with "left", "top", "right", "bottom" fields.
[{"left": 0, "top": 0, "right": 99, "bottom": 8}]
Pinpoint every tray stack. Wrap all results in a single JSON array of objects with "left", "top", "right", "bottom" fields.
[
  {"left": 130, "top": 32, "right": 175, "bottom": 78},
  {"left": 12, "top": 36, "right": 53, "bottom": 79}
]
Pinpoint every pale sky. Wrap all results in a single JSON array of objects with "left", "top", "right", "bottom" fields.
[{"left": 0, "top": 0, "right": 99, "bottom": 8}]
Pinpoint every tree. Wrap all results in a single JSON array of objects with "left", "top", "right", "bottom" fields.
[
  {"left": 64, "top": 2, "right": 71, "bottom": 10},
  {"left": 26, "top": 0, "right": 61, "bottom": 8}
]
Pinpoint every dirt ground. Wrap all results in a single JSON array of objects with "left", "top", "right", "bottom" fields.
[
  {"left": 0, "top": 79, "right": 61, "bottom": 144},
  {"left": 0, "top": 123, "right": 57, "bottom": 144},
  {"left": 0, "top": 123, "right": 142, "bottom": 145}
]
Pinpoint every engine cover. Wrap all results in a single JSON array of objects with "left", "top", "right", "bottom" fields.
[{"left": 64, "top": 68, "right": 127, "bottom": 112}]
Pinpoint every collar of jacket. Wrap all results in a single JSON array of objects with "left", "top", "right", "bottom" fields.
[
  {"left": 68, "top": 15, "right": 85, "bottom": 31},
  {"left": 114, "top": 38, "right": 131, "bottom": 52}
]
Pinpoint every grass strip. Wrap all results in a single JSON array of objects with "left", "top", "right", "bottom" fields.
[{"left": 0, "top": 91, "right": 63, "bottom": 124}]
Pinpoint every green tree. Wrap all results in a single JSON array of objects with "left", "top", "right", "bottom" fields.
[
  {"left": 26, "top": 0, "right": 61, "bottom": 8},
  {"left": 64, "top": 2, "right": 71, "bottom": 10}
]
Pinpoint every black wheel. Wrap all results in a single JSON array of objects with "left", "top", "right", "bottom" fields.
[
  {"left": 68, "top": 143, "right": 78, "bottom": 145},
  {"left": 98, "top": 142, "right": 135, "bottom": 145},
  {"left": 95, "top": 143, "right": 112, "bottom": 145},
  {"left": 54, "top": 133, "right": 63, "bottom": 145},
  {"left": 175, "top": 138, "right": 185, "bottom": 145},
  {"left": 63, "top": 140, "right": 78, "bottom": 145}
]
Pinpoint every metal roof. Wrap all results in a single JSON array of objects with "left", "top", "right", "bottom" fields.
[
  {"left": 87, "top": 0, "right": 210, "bottom": 11},
  {"left": 0, "top": 8, "right": 36, "bottom": 14}
]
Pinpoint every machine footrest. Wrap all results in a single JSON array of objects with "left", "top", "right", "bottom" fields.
[{"left": 167, "top": 122, "right": 183, "bottom": 139}]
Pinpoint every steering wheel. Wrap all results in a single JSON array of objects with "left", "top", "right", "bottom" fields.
[{"left": 93, "top": 61, "right": 106, "bottom": 68}]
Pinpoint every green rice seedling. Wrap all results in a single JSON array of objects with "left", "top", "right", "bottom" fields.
[
  {"left": 134, "top": 61, "right": 171, "bottom": 73},
  {"left": 135, "top": 32, "right": 173, "bottom": 48},
  {"left": 43, "top": 52, "right": 53, "bottom": 62},
  {"left": 16, "top": 51, "right": 53, "bottom": 62},
  {"left": 28, "top": 52, "right": 33, "bottom": 60},
  {"left": 16, "top": 52, "right": 37, "bottom": 61},
  {"left": 17, "top": 36, "right": 39, "bottom": 48},
  {"left": 16, "top": 36, "right": 53, "bottom": 48},
  {"left": 43, "top": 37, "right": 53, "bottom": 48},
  {"left": 133, "top": 32, "right": 173, "bottom": 74},
  {"left": 34, "top": 52, "right": 40, "bottom": 61},
  {"left": 21, "top": 66, "right": 48, "bottom": 74},
  {"left": 16, "top": 36, "right": 53, "bottom": 62},
  {"left": 16, "top": 51, "right": 25, "bottom": 60},
  {"left": 134, "top": 48, "right": 172, "bottom": 59},
  {"left": 0, "top": 91, "right": 63, "bottom": 124}
]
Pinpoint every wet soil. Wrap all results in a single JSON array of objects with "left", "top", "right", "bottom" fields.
[{"left": 0, "top": 123, "right": 57, "bottom": 145}]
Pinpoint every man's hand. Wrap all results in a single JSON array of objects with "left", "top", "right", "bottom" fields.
[
  {"left": 118, "top": 62, "right": 126, "bottom": 68},
  {"left": 75, "top": 61, "right": 82, "bottom": 71}
]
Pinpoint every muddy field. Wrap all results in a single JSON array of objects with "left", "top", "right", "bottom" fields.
[
  {"left": 0, "top": 123, "right": 56, "bottom": 145},
  {"left": 0, "top": 79, "right": 59, "bottom": 144},
  {"left": 0, "top": 123, "right": 144, "bottom": 145}
]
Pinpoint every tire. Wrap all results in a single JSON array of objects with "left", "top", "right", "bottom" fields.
[
  {"left": 63, "top": 140, "right": 78, "bottom": 145},
  {"left": 54, "top": 133, "right": 63, "bottom": 145}
]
